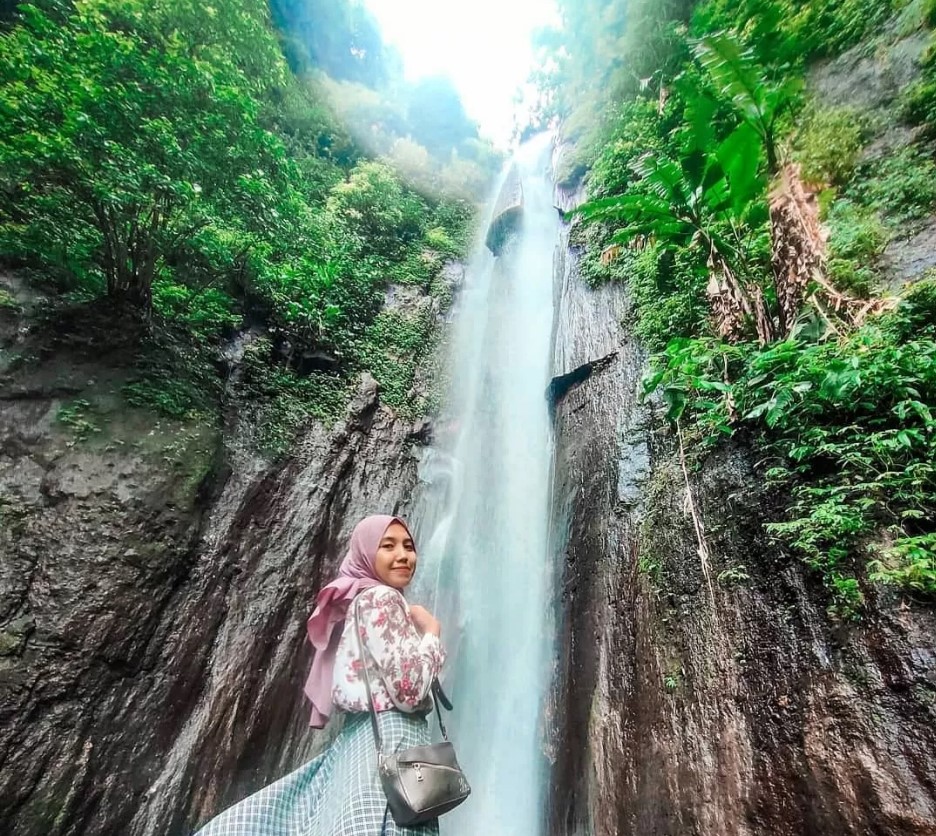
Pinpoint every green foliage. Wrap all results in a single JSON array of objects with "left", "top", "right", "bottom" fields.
[
  {"left": 794, "top": 105, "right": 865, "bottom": 186},
  {"left": 236, "top": 338, "right": 349, "bottom": 456},
  {"left": 575, "top": 30, "right": 799, "bottom": 345},
  {"left": 56, "top": 398, "right": 99, "bottom": 442},
  {"left": 0, "top": 0, "right": 477, "bottom": 445},
  {"left": 638, "top": 549, "right": 663, "bottom": 583},
  {"left": 693, "top": 0, "right": 899, "bottom": 64},
  {"left": 354, "top": 306, "right": 438, "bottom": 418},
  {"left": 531, "top": 0, "right": 692, "bottom": 132},
  {"left": 902, "top": 42, "right": 936, "bottom": 137},
  {"left": 716, "top": 564, "right": 751, "bottom": 586},
  {"left": 123, "top": 331, "right": 220, "bottom": 419},
  {"left": 691, "top": 33, "right": 802, "bottom": 173},
  {"left": 151, "top": 278, "right": 240, "bottom": 343},
  {"left": 587, "top": 98, "right": 676, "bottom": 199},
  {"left": 0, "top": 0, "right": 291, "bottom": 302},
  {"left": 663, "top": 667, "right": 683, "bottom": 692},
  {"left": 642, "top": 336, "right": 741, "bottom": 429},
  {"left": 583, "top": 240, "right": 709, "bottom": 350},
  {"left": 824, "top": 200, "right": 888, "bottom": 296},
  {"left": 326, "top": 162, "right": 425, "bottom": 260},
  {"left": 643, "top": 287, "right": 936, "bottom": 611},
  {"left": 870, "top": 534, "right": 936, "bottom": 593},
  {"left": 847, "top": 146, "right": 936, "bottom": 227},
  {"left": 0, "top": 287, "right": 18, "bottom": 310}
]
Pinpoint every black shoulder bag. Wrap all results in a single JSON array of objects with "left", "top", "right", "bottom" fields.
[{"left": 352, "top": 598, "right": 471, "bottom": 826}]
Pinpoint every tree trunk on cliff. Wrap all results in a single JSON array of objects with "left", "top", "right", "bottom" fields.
[
  {"left": 706, "top": 250, "right": 774, "bottom": 345},
  {"left": 769, "top": 164, "right": 826, "bottom": 335}
]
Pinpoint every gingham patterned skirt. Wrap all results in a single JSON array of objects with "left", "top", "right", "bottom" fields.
[{"left": 193, "top": 711, "right": 440, "bottom": 836}]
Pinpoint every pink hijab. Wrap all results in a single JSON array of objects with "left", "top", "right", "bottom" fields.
[{"left": 303, "top": 514, "right": 414, "bottom": 728}]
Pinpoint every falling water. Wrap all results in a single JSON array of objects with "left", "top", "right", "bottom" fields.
[{"left": 410, "top": 134, "right": 559, "bottom": 836}]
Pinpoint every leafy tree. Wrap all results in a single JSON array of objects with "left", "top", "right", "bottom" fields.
[
  {"left": 577, "top": 114, "right": 772, "bottom": 342},
  {"left": 0, "top": 0, "right": 288, "bottom": 304},
  {"left": 326, "top": 161, "right": 426, "bottom": 260}
]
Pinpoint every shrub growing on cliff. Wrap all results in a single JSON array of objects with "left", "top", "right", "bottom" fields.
[
  {"left": 793, "top": 105, "right": 865, "bottom": 186},
  {"left": 643, "top": 282, "right": 936, "bottom": 614}
]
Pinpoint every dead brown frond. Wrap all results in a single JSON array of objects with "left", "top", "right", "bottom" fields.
[
  {"left": 770, "top": 163, "right": 826, "bottom": 336},
  {"left": 706, "top": 251, "right": 773, "bottom": 345},
  {"left": 809, "top": 272, "right": 899, "bottom": 328},
  {"left": 600, "top": 244, "right": 623, "bottom": 266}
]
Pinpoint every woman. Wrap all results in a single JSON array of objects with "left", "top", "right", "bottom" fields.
[{"left": 195, "top": 514, "right": 445, "bottom": 835}]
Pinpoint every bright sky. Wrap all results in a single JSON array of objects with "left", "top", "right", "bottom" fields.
[{"left": 364, "top": 0, "right": 559, "bottom": 148}]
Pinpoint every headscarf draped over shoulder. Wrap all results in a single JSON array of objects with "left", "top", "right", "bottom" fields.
[{"left": 303, "top": 514, "right": 414, "bottom": 727}]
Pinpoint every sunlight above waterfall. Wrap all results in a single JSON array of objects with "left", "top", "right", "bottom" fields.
[{"left": 363, "top": 0, "right": 559, "bottom": 146}]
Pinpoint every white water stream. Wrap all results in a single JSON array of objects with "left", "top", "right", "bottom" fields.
[{"left": 410, "top": 134, "right": 559, "bottom": 836}]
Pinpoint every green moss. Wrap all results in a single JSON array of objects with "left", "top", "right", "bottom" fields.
[
  {"left": 794, "top": 105, "right": 865, "bottom": 186},
  {"left": 0, "top": 631, "right": 23, "bottom": 656},
  {"left": 847, "top": 146, "right": 936, "bottom": 227},
  {"left": 235, "top": 338, "right": 351, "bottom": 458},
  {"left": 56, "top": 399, "right": 100, "bottom": 442},
  {"left": 355, "top": 306, "right": 438, "bottom": 418},
  {"left": 824, "top": 200, "right": 888, "bottom": 296},
  {"left": 902, "top": 41, "right": 936, "bottom": 136},
  {"left": 164, "top": 426, "right": 221, "bottom": 510},
  {"left": 663, "top": 667, "right": 683, "bottom": 693},
  {"left": 123, "top": 328, "right": 220, "bottom": 420},
  {"left": 0, "top": 288, "right": 20, "bottom": 310}
]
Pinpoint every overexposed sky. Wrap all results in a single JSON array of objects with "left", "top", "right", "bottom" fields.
[{"left": 364, "top": 0, "right": 559, "bottom": 147}]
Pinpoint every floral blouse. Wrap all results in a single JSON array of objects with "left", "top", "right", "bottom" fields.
[{"left": 331, "top": 585, "right": 446, "bottom": 714}]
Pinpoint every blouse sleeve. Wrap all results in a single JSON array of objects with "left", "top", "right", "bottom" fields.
[{"left": 356, "top": 586, "right": 446, "bottom": 712}]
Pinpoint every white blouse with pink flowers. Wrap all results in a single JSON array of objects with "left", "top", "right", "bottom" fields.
[{"left": 331, "top": 585, "right": 446, "bottom": 714}]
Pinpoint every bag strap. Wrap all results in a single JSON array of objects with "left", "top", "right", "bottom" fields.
[
  {"left": 351, "top": 595, "right": 450, "bottom": 757},
  {"left": 352, "top": 596, "right": 386, "bottom": 754}
]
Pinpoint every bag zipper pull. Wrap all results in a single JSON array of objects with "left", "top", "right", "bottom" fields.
[{"left": 414, "top": 763, "right": 424, "bottom": 782}]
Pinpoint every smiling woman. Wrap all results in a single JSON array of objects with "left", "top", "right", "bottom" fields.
[
  {"left": 373, "top": 522, "right": 420, "bottom": 591},
  {"left": 192, "top": 515, "right": 448, "bottom": 835}
]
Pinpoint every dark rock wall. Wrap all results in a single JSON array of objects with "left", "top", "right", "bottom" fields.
[
  {"left": 0, "top": 289, "right": 424, "bottom": 835},
  {"left": 546, "top": 196, "right": 936, "bottom": 836}
]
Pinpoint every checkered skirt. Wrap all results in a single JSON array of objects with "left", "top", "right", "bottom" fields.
[{"left": 193, "top": 711, "right": 440, "bottom": 836}]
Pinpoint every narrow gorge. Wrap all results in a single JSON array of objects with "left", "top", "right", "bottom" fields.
[{"left": 3, "top": 0, "right": 936, "bottom": 834}]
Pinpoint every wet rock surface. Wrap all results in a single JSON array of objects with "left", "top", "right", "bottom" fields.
[
  {"left": 810, "top": 28, "right": 930, "bottom": 110},
  {"left": 486, "top": 163, "right": 524, "bottom": 255},
  {"left": 881, "top": 218, "right": 936, "bottom": 289},
  {"left": 0, "top": 289, "right": 424, "bottom": 835},
  {"left": 546, "top": 210, "right": 936, "bottom": 835}
]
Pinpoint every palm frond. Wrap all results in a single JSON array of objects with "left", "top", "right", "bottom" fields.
[
  {"left": 716, "top": 121, "right": 766, "bottom": 215},
  {"left": 693, "top": 34, "right": 765, "bottom": 134}
]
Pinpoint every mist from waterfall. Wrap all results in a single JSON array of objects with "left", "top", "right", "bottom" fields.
[{"left": 410, "top": 134, "right": 559, "bottom": 836}]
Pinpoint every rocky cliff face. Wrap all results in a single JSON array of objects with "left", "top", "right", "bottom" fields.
[
  {"left": 546, "top": 188, "right": 936, "bottom": 835},
  {"left": 0, "top": 280, "right": 427, "bottom": 835}
]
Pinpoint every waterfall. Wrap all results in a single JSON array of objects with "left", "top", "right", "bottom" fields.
[{"left": 410, "top": 134, "right": 560, "bottom": 835}]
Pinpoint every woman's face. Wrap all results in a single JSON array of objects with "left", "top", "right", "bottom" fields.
[{"left": 373, "top": 522, "right": 417, "bottom": 589}]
